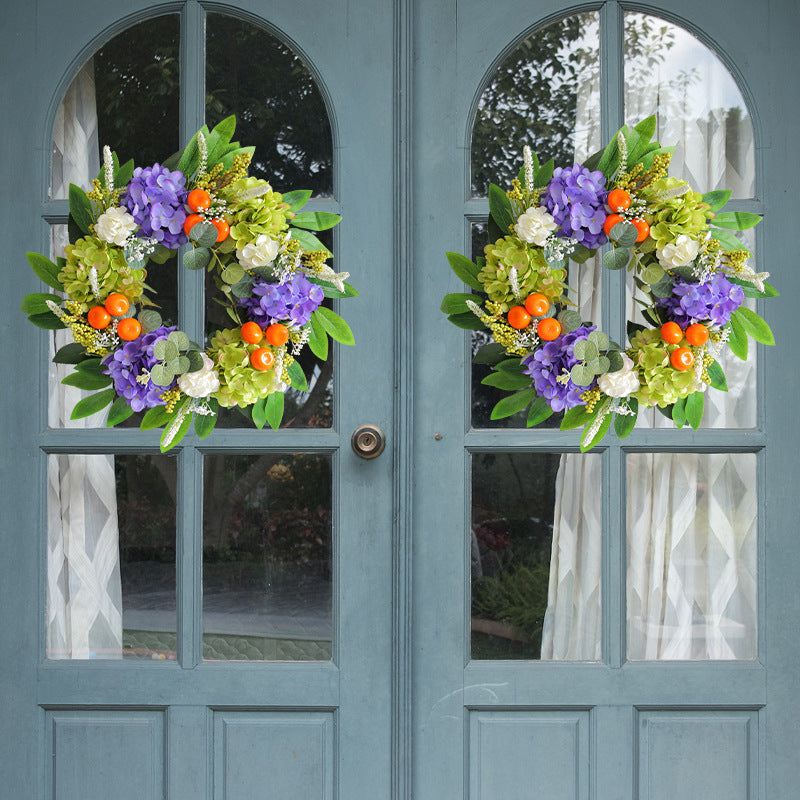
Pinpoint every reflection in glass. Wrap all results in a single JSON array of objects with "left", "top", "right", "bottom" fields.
[
  {"left": 627, "top": 452, "right": 757, "bottom": 660},
  {"left": 206, "top": 13, "right": 333, "bottom": 196},
  {"left": 203, "top": 454, "right": 332, "bottom": 661},
  {"left": 47, "top": 454, "right": 177, "bottom": 660},
  {"left": 624, "top": 12, "right": 755, "bottom": 197},
  {"left": 471, "top": 452, "right": 601, "bottom": 660},
  {"left": 471, "top": 13, "right": 600, "bottom": 197}
]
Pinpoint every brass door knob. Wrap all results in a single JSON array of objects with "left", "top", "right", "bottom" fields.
[{"left": 351, "top": 424, "right": 386, "bottom": 459}]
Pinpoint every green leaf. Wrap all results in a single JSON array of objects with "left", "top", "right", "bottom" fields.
[
  {"left": 286, "top": 359, "right": 308, "bottom": 391},
  {"left": 447, "top": 312, "right": 485, "bottom": 330},
  {"left": 709, "top": 227, "right": 745, "bottom": 252},
  {"left": 560, "top": 405, "right": 593, "bottom": 430},
  {"left": 638, "top": 145, "right": 673, "bottom": 172},
  {"left": 603, "top": 248, "right": 631, "bottom": 271},
  {"left": 74, "top": 358, "right": 105, "bottom": 377},
  {"left": 26, "top": 252, "right": 63, "bottom": 291},
  {"left": 706, "top": 360, "right": 728, "bottom": 391},
  {"left": 265, "top": 391, "right": 285, "bottom": 431},
  {"left": 68, "top": 184, "right": 94, "bottom": 235},
  {"left": 21, "top": 293, "right": 62, "bottom": 315},
  {"left": 726, "top": 316, "right": 748, "bottom": 360},
  {"left": 315, "top": 306, "right": 355, "bottom": 345},
  {"left": 307, "top": 313, "right": 329, "bottom": 360},
  {"left": 282, "top": 190, "right": 312, "bottom": 213},
  {"left": 710, "top": 211, "right": 762, "bottom": 231},
  {"left": 445, "top": 252, "right": 483, "bottom": 291},
  {"left": 488, "top": 183, "right": 514, "bottom": 234},
  {"left": 189, "top": 221, "right": 219, "bottom": 247},
  {"left": 672, "top": 397, "right": 687, "bottom": 428},
  {"left": 481, "top": 371, "right": 531, "bottom": 391},
  {"left": 580, "top": 405, "right": 613, "bottom": 451},
  {"left": 183, "top": 247, "right": 212, "bottom": 271},
  {"left": 140, "top": 405, "right": 171, "bottom": 431},
  {"left": 290, "top": 228, "right": 330, "bottom": 253},
  {"left": 290, "top": 211, "right": 341, "bottom": 231},
  {"left": 107, "top": 396, "right": 135, "bottom": 427},
  {"left": 609, "top": 221, "right": 638, "bottom": 248},
  {"left": 310, "top": 279, "right": 359, "bottom": 299},
  {"left": 27, "top": 311, "right": 66, "bottom": 329},
  {"left": 473, "top": 343, "right": 506, "bottom": 365},
  {"left": 627, "top": 321, "right": 646, "bottom": 342},
  {"left": 685, "top": 391, "right": 705, "bottom": 430},
  {"left": 251, "top": 397, "right": 268, "bottom": 429},
  {"left": 62, "top": 371, "right": 111, "bottom": 390},
  {"left": 194, "top": 401, "right": 218, "bottom": 439},
  {"left": 160, "top": 404, "right": 193, "bottom": 452},
  {"left": 440, "top": 292, "right": 478, "bottom": 315},
  {"left": 702, "top": 190, "right": 731, "bottom": 213},
  {"left": 526, "top": 396, "right": 553, "bottom": 427},
  {"left": 727, "top": 277, "right": 779, "bottom": 298},
  {"left": 53, "top": 343, "right": 88, "bottom": 364},
  {"left": 489, "top": 388, "right": 536, "bottom": 420},
  {"left": 231, "top": 275, "right": 255, "bottom": 299},
  {"left": 70, "top": 388, "right": 115, "bottom": 420},
  {"left": 735, "top": 307, "right": 775, "bottom": 345},
  {"left": 533, "top": 158, "right": 554, "bottom": 189},
  {"left": 614, "top": 399, "right": 638, "bottom": 439},
  {"left": 495, "top": 358, "right": 524, "bottom": 376}
]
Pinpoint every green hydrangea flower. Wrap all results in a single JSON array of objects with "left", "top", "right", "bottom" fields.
[
  {"left": 629, "top": 328, "right": 698, "bottom": 408},
  {"left": 59, "top": 236, "right": 146, "bottom": 307},
  {"left": 208, "top": 327, "right": 284, "bottom": 408},
  {"left": 223, "top": 177, "right": 291, "bottom": 252},
  {"left": 642, "top": 177, "right": 714, "bottom": 251},
  {"left": 479, "top": 236, "right": 566, "bottom": 311}
]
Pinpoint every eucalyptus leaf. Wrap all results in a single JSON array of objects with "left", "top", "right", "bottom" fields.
[
  {"left": 138, "top": 309, "right": 163, "bottom": 333},
  {"left": 189, "top": 221, "right": 219, "bottom": 248},
  {"left": 557, "top": 309, "right": 582, "bottom": 332},
  {"left": 221, "top": 263, "right": 246, "bottom": 285},
  {"left": 597, "top": 355, "right": 610, "bottom": 373},
  {"left": 186, "top": 350, "right": 205, "bottom": 372},
  {"left": 149, "top": 364, "right": 173, "bottom": 387},
  {"left": 606, "top": 350, "right": 624, "bottom": 372},
  {"left": 608, "top": 220, "right": 638, "bottom": 248},
  {"left": 231, "top": 276, "right": 255, "bottom": 299},
  {"left": 642, "top": 263, "right": 666, "bottom": 285},
  {"left": 588, "top": 330, "right": 609, "bottom": 350},
  {"left": 168, "top": 330, "right": 191, "bottom": 351},
  {"left": 650, "top": 274, "right": 674, "bottom": 298},
  {"left": 176, "top": 356, "right": 190, "bottom": 374},
  {"left": 603, "top": 248, "right": 631, "bottom": 271},
  {"left": 570, "top": 364, "right": 594, "bottom": 386},
  {"left": 183, "top": 247, "right": 212, "bottom": 271}
]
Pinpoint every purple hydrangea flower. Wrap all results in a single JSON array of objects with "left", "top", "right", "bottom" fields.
[
  {"left": 522, "top": 325, "right": 597, "bottom": 412},
  {"left": 103, "top": 326, "right": 177, "bottom": 412},
  {"left": 544, "top": 164, "right": 608, "bottom": 249},
  {"left": 238, "top": 274, "right": 325, "bottom": 328},
  {"left": 123, "top": 164, "right": 188, "bottom": 249},
  {"left": 657, "top": 273, "right": 744, "bottom": 327}
]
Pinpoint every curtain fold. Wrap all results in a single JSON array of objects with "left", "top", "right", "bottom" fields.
[{"left": 46, "top": 61, "right": 124, "bottom": 659}]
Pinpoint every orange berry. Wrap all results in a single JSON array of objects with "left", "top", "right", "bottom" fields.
[
  {"left": 104, "top": 292, "right": 130, "bottom": 317},
  {"left": 265, "top": 323, "right": 289, "bottom": 347},
  {"left": 507, "top": 305, "right": 531, "bottom": 330},
  {"left": 607, "top": 189, "right": 631, "bottom": 212},
  {"left": 211, "top": 218, "right": 230, "bottom": 242},
  {"left": 537, "top": 317, "right": 562, "bottom": 341},
  {"left": 670, "top": 347, "right": 694, "bottom": 371},
  {"left": 524, "top": 292, "right": 549, "bottom": 317},
  {"left": 183, "top": 213, "right": 203, "bottom": 235},
  {"left": 187, "top": 188, "right": 212, "bottom": 212},
  {"left": 603, "top": 213, "right": 624, "bottom": 235},
  {"left": 241, "top": 321, "right": 264, "bottom": 344},
  {"left": 660, "top": 321, "right": 684, "bottom": 344},
  {"left": 685, "top": 323, "right": 709, "bottom": 346},
  {"left": 116, "top": 317, "right": 142, "bottom": 341},
  {"left": 632, "top": 218, "right": 650, "bottom": 242},
  {"left": 87, "top": 305, "right": 111, "bottom": 329},
  {"left": 250, "top": 347, "right": 275, "bottom": 371}
]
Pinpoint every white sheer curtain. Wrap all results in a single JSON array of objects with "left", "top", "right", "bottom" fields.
[
  {"left": 46, "top": 61, "right": 124, "bottom": 659},
  {"left": 541, "top": 17, "right": 757, "bottom": 660}
]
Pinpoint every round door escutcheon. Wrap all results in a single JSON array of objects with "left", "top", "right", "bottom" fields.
[{"left": 351, "top": 424, "right": 386, "bottom": 459}]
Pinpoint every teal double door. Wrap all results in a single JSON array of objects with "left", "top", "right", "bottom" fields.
[{"left": 2, "top": 1, "right": 798, "bottom": 798}]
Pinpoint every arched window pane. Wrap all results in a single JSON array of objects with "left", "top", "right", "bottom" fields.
[
  {"left": 624, "top": 12, "right": 755, "bottom": 198},
  {"left": 206, "top": 13, "right": 333, "bottom": 197}
]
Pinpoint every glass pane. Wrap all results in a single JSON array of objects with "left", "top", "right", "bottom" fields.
[
  {"left": 50, "top": 15, "right": 180, "bottom": 199},
  {"left": 203, "top": 454, "right": 332, "bottom": 661},
  {"left": 471, "top": 12, "right": 601, "bottom": 197},
  {"left": 627, "top": 452, "right": 757, "bottom": 660},
  {"left": 624, "top": 12, "right": 755, "bottom": 198},
  {"left": 471, "top": 452, "right": 602, "bottom": 661},
  {"left": 47, "top": 453, "right": 177, "bottom": 660},
  {"left": 206, "top": 13, "right": 333, "bottom": 196}
]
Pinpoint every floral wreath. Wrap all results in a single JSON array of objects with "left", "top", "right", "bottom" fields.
[
  {"left": 443, "top": 117, "right": 776, "bottom": 450},
  {"left": 23, "top": 116, "right": 355, "bottom": 450}
]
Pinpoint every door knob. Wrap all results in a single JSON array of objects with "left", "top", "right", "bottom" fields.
[{"left": 351, "top": 424, "right": 386, "bottom": 459}]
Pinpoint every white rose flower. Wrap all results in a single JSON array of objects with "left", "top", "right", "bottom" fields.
[
  {"left": 177, "top": 353, "right": 221, "bottom": 398},
  {"left": 514, "top": 206, "right": 557, "bottom": 246},
  {"left": 237, "top": 234, "right": 279, "bottom": 270},
  {"left": 597, "top": 354, "right": 640, "bottom": 398},
  {"left": 656, "top": 234, "right": 700, "bottom": 269},
  {"left": 95, "top": 206, "right": 137, "bottom": 246}
]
